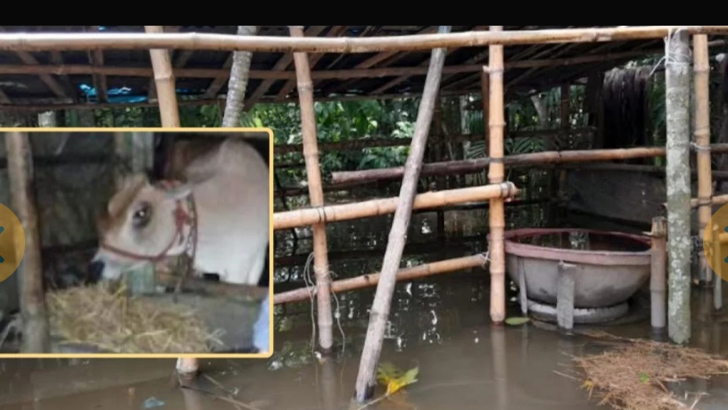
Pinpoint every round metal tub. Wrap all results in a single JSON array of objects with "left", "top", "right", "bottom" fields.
[{"left": 502, "top": 228, "right": 651, "bottom": 308}]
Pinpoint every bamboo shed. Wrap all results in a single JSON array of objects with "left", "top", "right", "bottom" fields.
[{"left": 0, "top": 26, "right": 727, "bottom": 398}]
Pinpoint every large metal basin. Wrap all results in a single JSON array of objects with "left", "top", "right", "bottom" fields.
[{"left": 502, "top": 228, "right": 651, "bottom": 308}]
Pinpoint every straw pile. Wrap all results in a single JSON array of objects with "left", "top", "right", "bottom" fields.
[
  {"left": 46, "top": 283, "right": 225, "bottom": 353},
  {"left": 573, "top": 332, "right": 728, "bottom": 410}
]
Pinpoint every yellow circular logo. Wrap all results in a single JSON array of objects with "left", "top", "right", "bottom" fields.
[
  {"left": 0, "top": 202, "right": 25, "bottom": 283},
  {"left": 703, "top": 202, "right": 728, "bottom": 282}
]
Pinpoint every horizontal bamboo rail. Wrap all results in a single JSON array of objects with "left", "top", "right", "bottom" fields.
[
  {"left": 332, "top": 144, "right": 728, "bottom": 184},
  {"left": 688, "top": 194, "right": 728, "bottom": 208},
  {"left": 274, "top": 182, "right": 519, "bottom": 230},
  {"left": 0, "top": 50, "right": 662, "bottom": 80},
  {"left": 273, "top": 253, "right": 487, "bottom": 304},
  {"left": 0, "top": 27, "right": 726, "bottom": 52},
  {"left": 275, "top": 128, "right": 595, "bottom": 154}
]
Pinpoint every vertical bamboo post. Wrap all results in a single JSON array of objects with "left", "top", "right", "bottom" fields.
[
  {"left": 650, "top": 216, "right": 667, "bottom": 331},
  {"left": 694, "top": 34, "right": 713, "bottom": 286},
  {"left": 694, "top": 35, "right": 720, "bottom": 306},
  {"left": 144, "top": 26, "right": 180, "bottom": 127},
  {"left": 145, "top": 25, "right": 188, "bottom": 375},
  {"left": 480, "top": 70, "right": 490, "bottom": 152},
  {"left": 665, "top": 28, "right": 692, "bottom": 344},
  {"left": 289, "top": 26, "right": 334, "bottom": 354},
  {"left": 711, "top": 225, "right": 723, "bottom": 311},
  {"left": 488, "top": 26, "right": 506, "bottom": 325},
  {"left": 5, "top": 131, "right": 49, "bottom": 352},
  {"left": 354, "top": 26, "right": 451, "bottom": 403}
]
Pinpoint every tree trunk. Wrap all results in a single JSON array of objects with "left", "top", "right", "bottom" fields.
[
  {"left": 353, "top": 26, "right": 451, "bottom": 403},
  {"left": 222, "top": 26, "right": 257, "bottom": 127},
  {"left": 665, "top": 29, "right": 692, "bottom": 345}
]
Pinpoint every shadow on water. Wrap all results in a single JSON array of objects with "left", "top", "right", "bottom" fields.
[{"left": 1, "top": 204, "right": 728, "bottom": 409}]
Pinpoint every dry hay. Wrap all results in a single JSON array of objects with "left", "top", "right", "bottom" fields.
[
  {"left": 46, "top": 283, "right": 225, "bottom": 353},
  {"left": 572, "top": 332, "right": 728, "bottom": 410}
]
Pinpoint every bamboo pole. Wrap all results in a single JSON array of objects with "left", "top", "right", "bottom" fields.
[
  {"left": 274, "top": 254, "right": 486, "bottom": 304},
  {"left": 694, "top": 34, "right": 713, "bottom": 285},
  {"left": 289, "top": 26, "right": 334, "bottom": 354},
  {"left": 694, "top": 34, "right": 719, "bottom": 291},
  {"left": 488, "top": 26, "right": 507, "bottom": 325},
  {"left": 665, "top": 29, "right": 692, "bottom": 345},
  {"left": 331, "top": 144, "right": 728, "bottom": 184},
  {"left": 480, "top": 69, "right": 490, "bottom": 151},
  {"left": 5, "top": 131, "right": 50, "bottom": 352},
  {"left": 144, "top": 26, "right": 180, "bottom": 127},
  {"left": 0, "top": 27, "right": 726, "bottom": 53},
  {"left": 650, "top": 216, "right": 667, "bottom": 331},
  {"left": 274, "top": 183, "right": 518, "bottom": 230},
  {"left": 710, "top": 225, "right": 724, "bottom": 311},
  {"left": 354, "top": 25, "right": 451, "bottom": 403}
]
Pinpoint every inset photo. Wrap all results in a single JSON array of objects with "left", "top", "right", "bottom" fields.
[{"left": 0, "top": 128, "right": 273, "bottom": 357}]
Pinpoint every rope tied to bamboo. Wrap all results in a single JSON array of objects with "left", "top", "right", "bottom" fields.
[
  {"left": 664, "top": 28, "right": 693, "bottom": 67},
  {"left": 691, "top": 141, "right": 712, "bottom": 152}
]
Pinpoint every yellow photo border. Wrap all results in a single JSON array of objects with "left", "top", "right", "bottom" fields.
[{"left": 0, "top": 127, "right": 275, "bottom": 359}]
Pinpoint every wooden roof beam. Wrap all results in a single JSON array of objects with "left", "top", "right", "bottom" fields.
[
  {"left": 324, "top": 26, "right": 440, "bottom": 95},
  {"left": 276, "top": 26, "right": 349, "bottom": 100},
  {"left": 202, "top": 53, "right": 233, "bottom": 98},
  {"left": 369, "top": 26, "right": 488, "bottom": 95},
  {"left": 243, "top": 26, "right": 327, "bottom": 110},
  {"left": 0, "top": 27, "right": 67, "bottom": 99}
]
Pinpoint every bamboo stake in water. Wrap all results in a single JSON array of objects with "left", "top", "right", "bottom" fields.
[
  {"left": 353, "top": 25, "right": 451, "bottom": 403},
  {"left": 488, "top": 26, "right": 507, "bottom": 325},
  {"left": 650, "top": 216, "right": 667, "bottom": 330},
  {"left": 289, "top": 26, "right": 334, "bottom": 353}
]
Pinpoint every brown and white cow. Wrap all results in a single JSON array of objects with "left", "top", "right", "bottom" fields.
[{"left": 90, "top": 137, "right": 269, "bottom": 288}]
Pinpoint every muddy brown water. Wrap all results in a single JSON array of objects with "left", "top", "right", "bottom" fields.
[{"left": 1, "top": 207, "right": 727, "bottom": 409}]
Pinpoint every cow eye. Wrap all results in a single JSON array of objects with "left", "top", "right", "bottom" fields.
[{"left": 132, "top": 202, "right": 152, "bottom": 228}]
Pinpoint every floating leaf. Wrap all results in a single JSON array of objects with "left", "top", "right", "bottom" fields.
[
  {"left": 385, "top": 367, "right": 419, "bottom": 395},
  {"left": 639, "top": 372, "right": 649, "bottom": 383},
  {"left": 505, "top": 317, "right": 531, "bottom": 326}
]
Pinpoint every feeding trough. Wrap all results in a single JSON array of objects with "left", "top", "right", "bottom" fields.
[{"left": 500, "top": 228, "right": 652, "bottom": 327}]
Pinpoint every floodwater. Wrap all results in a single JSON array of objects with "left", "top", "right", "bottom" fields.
[{"left": 1, "top": 201, "right": 728, "bottom": 409}]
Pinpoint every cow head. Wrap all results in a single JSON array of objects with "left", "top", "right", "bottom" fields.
[{"left": 88, "top": 173, "right": 192, "bottom": 282}]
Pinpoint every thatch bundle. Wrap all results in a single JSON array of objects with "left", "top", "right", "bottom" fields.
[
  {"left": 46, "top": 283, "right": 225, "bottom": 353},
  {"left": 573, "top": 332, "right": 728, "bottom": 410}
]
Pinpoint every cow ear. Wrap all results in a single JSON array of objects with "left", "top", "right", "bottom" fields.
[{"left": 164, "top": 183, "right": 193, "bottom": 201}]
